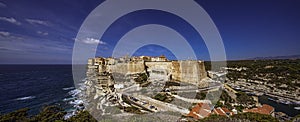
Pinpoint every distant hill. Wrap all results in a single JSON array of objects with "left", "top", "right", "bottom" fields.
[{"left": 248, "top": 55, "right": 300, "bottom": 60}]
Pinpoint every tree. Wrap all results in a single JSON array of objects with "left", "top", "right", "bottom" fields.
[
  {"left": 0, "top": 108, "right": 30, "bottom": 122},
  {"left": 31, "top": 105, "right": 66, "bottom": 122}
]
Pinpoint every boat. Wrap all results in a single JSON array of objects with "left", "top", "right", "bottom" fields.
[
  {"left": 268, "top": 97, "right": 277, "bottom": 102},
  {"left": 268, "top": 97, "right": 275, "bottom": 101},
  {"left": 234, "top": 87, "right": 241, "bottom": 90},
  {"left": 278, "top": 99, "right": 292, "bottom": 105},
  {"left": 294, "top": 101, "right": 300, "bottom": 105}
]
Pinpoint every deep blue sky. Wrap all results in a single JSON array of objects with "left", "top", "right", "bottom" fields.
[{"left": 0, "top": 0, "right": 299, "bottom": 64}]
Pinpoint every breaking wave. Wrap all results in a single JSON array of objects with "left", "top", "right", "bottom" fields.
[
  {"left": 63, "top": 87, "right": 75, "bottom": 91},
  {"left": 63, "top": 82, "right": 86, "bottom": 120},
  {"left": 15, "top": 96, "right": 36, "bottom": 101}
]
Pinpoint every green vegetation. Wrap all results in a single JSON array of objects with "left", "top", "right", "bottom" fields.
[
  {"left": 205, "top": 59, "right": 300, "bottom": 90},
  {"left": 235, "top": 105, "right": 245, "bottom": 112},
  {"left": 0, "top": 106, "right": 97, "bottom": 122},
  {"left": 198, "top": 113, "right": 279, "bottom": 122},
  {"left": 231, "top": 112, "right": 279, "bottom": 122},
  {"left": 123, "top": 106, "right": 143, "bottom": 114},
  {"left": 1, "top": 105, "right": 298, "bottom": 122},
  {"left": 119, "top": 95, "right": 146, "bottom": 114},
  {"left": 153, "top": 92, "right": 173, "bottom": 103},
  {"left": 67, "top": 111, "right": 97, "bottom": 122},
  {"left": 288, "top": 114, "right": 300, "bottom": 122},
  {"left": 199, "top": 114, "right": 231, "bottom": 122},
  {"left": 134, "top": 73, "right": 148, "bottom": 84},
  {"left": 236, "top": 91, "right": 255, "bottom": 106},
  {"left": 31, "top": 105, "right": 66, "bottom": 122},
  {"left": 203, "top": 89, "right": 236, "bottom": 108},
  {"left": 218, "top": 91, "right": 235, "bottom": 109},
  {"left": 164, "top": 81, "right": 180, "bottom": 87},
  {"left": 195, "top": 92, "right": 206, "bottom": 99},
  {"left": 195, "top": 90, "right": 251, "bottom": 110},
  {"left": 0, "top": 108, "right": 31, "bottom": 122}
]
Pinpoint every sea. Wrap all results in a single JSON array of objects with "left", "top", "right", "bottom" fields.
[
  {"left": 0, "top": 65, "right": 84, "bottom": 118},
  {"left": 0, "top": 65, "right": 299, "bottom": 117}
]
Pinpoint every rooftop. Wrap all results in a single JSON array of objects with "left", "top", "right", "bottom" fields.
[
  {"left": 243, "top": 104, "right": 274, "bottom": 115},
  {"left": 187, "top": 103, "right": 211, "bottom": 119}
]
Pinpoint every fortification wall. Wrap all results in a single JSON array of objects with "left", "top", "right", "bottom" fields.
[
  {"left": 107, "top": 61, "right": 145, "bottom": 74},
  {"left": 173, "top": 61, "right": 207, "bottom": 84},
  {"left": 146, "top": 61, "right": 207, "bottom": 84},
  {"left": 145, "top": 62, "right": 173, "bottom": 72},
  {"left": 95, "top": 60, "right": 207, "bottom": 85}
]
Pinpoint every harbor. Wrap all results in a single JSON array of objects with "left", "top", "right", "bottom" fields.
[{"left": 259, "top": 95, "right": 300, "bottom": 117}]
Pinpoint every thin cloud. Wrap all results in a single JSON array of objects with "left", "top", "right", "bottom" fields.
[
  {"left": 0, "top": 47, "right": 22, "bottom": 51},
  {"left": 0, "top": 31, "right": 10, "bottom": 37},
  {"left": 0, "top": 2, "right": 7, "bottom": 8},
  {"left": 77, "top": 38, "right": 106, "bottom": 45},
  {"left": 0, "top": 17, "right": 21, "bottom": 25},
  {"left": 25, "top": 18, "right": 50, "bottom": 26},
  {"left": 37, "top": 31, "right": 48, "bottom": 36},
  {"left": 0, "top": 2, "right": 6, "bottom": 8},
  {"left": 0, "top": 31, "right": 23, "bottom": 41}
]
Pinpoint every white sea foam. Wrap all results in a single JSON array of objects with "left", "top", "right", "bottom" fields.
[
  {"left": 15, "top": 96, "right": 36, "bottom": 101},
  {"left": 68, "top": 89, "right": 81, "bottom": 97},
  {"left": 63, "top": 79, "right": 87, "bottom": 120},
  {"left": 64, "top": 112, "right": 75, "bottom": 120},
  {"left": 63, "top": 87, "right": 75, "bottom": 91},
  {"left": 69, "top": 99, "right": 83, "bottom": 105},
  {"left": 63, "top": 97, "right": 75, "bottom": 102}
]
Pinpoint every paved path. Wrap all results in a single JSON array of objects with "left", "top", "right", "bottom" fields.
[
  {"left": 169, "top": 93, "right": 211, "bottom": 104},
  {"left": 134, "top": 95, "right": 190, "bottom": 115}
]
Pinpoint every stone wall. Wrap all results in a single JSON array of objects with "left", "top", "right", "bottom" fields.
[
  {"left": 107, "top": 61, "right": 146, "bottom": 74},
  {"left": 171, "top": 61, "right": 207, "bottom": 84},
  {"left": 91, "top": 60, "right": 207, "bottom": 85},
  {"left": 145, "top": 61, "right": 173, "bottom": 73},
  {"left": 145, "top": 61, "right": 207, "bottom": 85},
  {"left": 145, "top": 61, "right": 173, "bottom": 80}
]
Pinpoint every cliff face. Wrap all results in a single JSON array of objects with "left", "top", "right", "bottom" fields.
[
  {"left": 145, "top": 62, "right": 173, "bottom": 81},
  {"left": 107, "top": 61, "right": 145, "bottom": 74},
  {"left": 92, "top": 60, "right": 207, "bottom": 85},
  {"left": 144, "top": 61, "right": 207, "bottom": 85},
  {"left": 171, "top": 61, "right": 207, "bottom": 85},
  {"left": 198, "top": 61, "right": 208, "bottom": 80},
  {"left": 145, "top": 62, "right": 172, "bottom": 73}
]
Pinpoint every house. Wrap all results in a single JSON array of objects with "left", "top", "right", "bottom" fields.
[
  {"left": 88, "top": 58, "right": 94, "bottom": 65},
  {"left": 187, "top": 103, "right": 212, "bottom": 119},
  {"left": 94, "top": 57, "right": 106, "bottom": 73},
  {"left": 94, "top": 57, "right": 105, "bottom": 65},
  {"left": 151, "top": 55, "right": 168, "bottom": 62},
  {"left": 212, "top": 107, "right": 233, "bottom": 117}
]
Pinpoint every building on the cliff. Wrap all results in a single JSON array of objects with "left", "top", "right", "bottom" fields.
[
  {"left": 88, "top": 58, "right": 94, "bottom": 65},
  {"left": 94, "top": 57, "right": 106, "bottom": 73},
  {"left": 151, "top": 55, "right": 168, "bottom": 62},
  {"left": 106, "top": 57, "right": 116, "bottom": 65},
  {"left": 87, "top": 56, "right": 208, "bottom": 85},
  {"left": 139, "top": 56, "right": 151, "bottom": 61}
]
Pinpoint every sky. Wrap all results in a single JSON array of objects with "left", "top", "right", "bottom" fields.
[{"left": 0, "top": 0, "right": 299, "bottom": 64}]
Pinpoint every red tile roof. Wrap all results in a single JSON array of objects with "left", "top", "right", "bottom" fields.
[
  {"left": 222, "top": 107, "right": 231, "bottom": 113},
  {"left": 212, "top": 107, "right": 233, "bottom": 116},
  {"left": 243, "top": 104, "right": 274, "bottom": 115},
  {"left": 187, "top": 103, "right": 211, "bottom": 119}
]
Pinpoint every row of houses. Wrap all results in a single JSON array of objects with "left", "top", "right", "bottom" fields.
[
  {"left": 186, "top": 103, "right": 274, "bottom": 120},
  {"left": 88, "top": 55, "right": 168, "bottom": 66}
]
